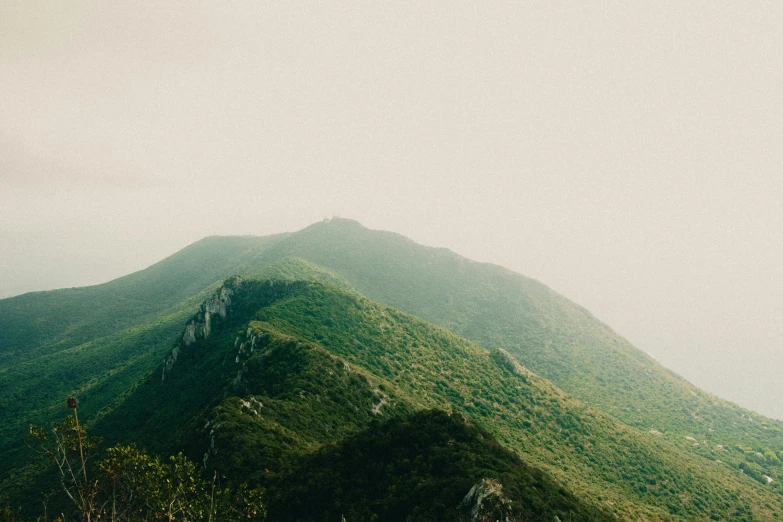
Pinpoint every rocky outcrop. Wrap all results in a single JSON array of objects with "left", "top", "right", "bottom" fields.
[
  {"left": 228, "top": 322, "right": 275, "bottom": 392},
  {"left": 460, "top": 478, "right": 515, "bottom": 522},
  {"left": 371, "top": 389, "right": 389, "bottom": 415},
  {"left": 162, "top": 277, "right": 241, "bottom": 382},
  {"left": 491, "top": 347, "right": 534, "bottom": 378},
  {"left": 184, "top": 284, "right": 235, "bottom": 345},
  {"left": 201, "top": 418, "right": 219, "bottom": 468}
]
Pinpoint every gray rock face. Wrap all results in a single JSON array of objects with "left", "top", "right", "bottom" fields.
[
  {"left": 161, "top": 346, "right": 180, "bottom": 381},
  {"left": 460, "top": 478, "right": 515, "bottom": 522},
  {"left": 183, "top": 323, "right": 196, "bottom": 346},
  {"left": 204, "top": 286, "right": 233, "bottom": 318},
  {"left": 161, "top": 281, "right": 238, "bottom": 381}
]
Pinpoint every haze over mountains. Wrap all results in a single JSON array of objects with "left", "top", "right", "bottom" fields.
[
  {"left": 2, "top": 218, "right": 783, "bottom": 520},
  {"left": 3, "top": 2, "right": 781, "bottom": 519},
  {"left": 3, "top": 1, "right": 782, "bottom": 426}
]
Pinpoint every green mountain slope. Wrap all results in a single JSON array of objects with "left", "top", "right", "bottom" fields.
[
  {"left": 210, "top": 220, "right": 783, "bottom": 485},
  {"left": 2, "top": 219, "right": 783, "bottom": 517},
  {"left": 67, "top": 279, "right": 783, "bottom": 520},
  {"left": 0, "top": 234, "right": 287, "bottom": 479},
  {"left": 268, "top": 410, "right": 612, "bottom": 522},
  {"left": 5, "top": 220, "right": 782, "bottom": 458},
  {"left": 0, "top": 233, "right": 287, "bottom": 366},
  {"left": 261, "top": 220, "right": 783, "bottom": 433},
  {"left": 248, "top": 220, "right": 783, "bottom": 497}
]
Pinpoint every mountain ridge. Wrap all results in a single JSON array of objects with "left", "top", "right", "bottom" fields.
[
  {"left": 2, "top": 218, "right": 782, "bottom": 519},
  {"left": 81, "top": 277, "right": 783, "bottom": 519}
]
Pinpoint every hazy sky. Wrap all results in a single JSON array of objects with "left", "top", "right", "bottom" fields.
[{"left": 1, "top": 2, "right": 781, "bottom": 419}]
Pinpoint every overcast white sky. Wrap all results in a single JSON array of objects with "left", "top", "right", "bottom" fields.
[{"left": 1, "top": 1, "right": 781, "bottom": 419}]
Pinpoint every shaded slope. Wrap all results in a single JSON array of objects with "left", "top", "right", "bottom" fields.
[{"left": 268, "top": 410, "right": 612, "bottom": 522}]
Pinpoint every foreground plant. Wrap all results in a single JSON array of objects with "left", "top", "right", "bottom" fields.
[
  {"left": 28, "top": 398, "right": 265, "bottom": 521},
  {"left": 28, "top": 398, "right": 103, "bottom": 521}
]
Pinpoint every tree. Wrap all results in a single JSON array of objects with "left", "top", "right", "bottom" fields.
[
  {"left": 29, "top": 397, "right": 265, "bottom": 521},
  {"left": 28, "top": 398, "right": 103, "bottom": 521},
  {"left": 98, "top": 445, "right": 265, "bottom": 521}
]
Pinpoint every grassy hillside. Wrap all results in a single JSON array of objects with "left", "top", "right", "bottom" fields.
[
  {"left": 0, "top": 234, "right": 287, "bottom": 366},
  {"left": 3, "top": 219, "right": 783, "bottom": 518},
  {"left": 245, "top": 220, "right": 783, "bottom": 488},
  {"left": 0, "top": 235, "right": 295, "bottom": 497},
  {"left": 57, "top": 279, "right": 783, "bottom": 521},
  {"left": 268, "top": 410, "right": 612, "bottom": 522}
]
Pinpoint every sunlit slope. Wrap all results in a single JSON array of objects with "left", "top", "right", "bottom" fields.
[
  {"left": 69, "top": 278, "right": 608, "bottom": 520},
  {"left": 233, "top": 221, "right": 783, "bottom": 463},
  {"left": 93, "top": 280, "right": 783, "bottom": 520}
]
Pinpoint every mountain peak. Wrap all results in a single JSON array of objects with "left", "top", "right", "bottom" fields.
[{"left": 308, "top": 216, "right": 365, "bottom": 229}]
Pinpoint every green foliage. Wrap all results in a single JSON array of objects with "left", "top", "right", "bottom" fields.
[
  {"left": 27, "top": 412, "right": 103, "bottom": 521},
  {"left": 29, "top": 410, "right": 265, "bottom": 521},
  {"left": 262, "top": 221, "right": 783, "bottom": 465},
  {"left": 188, "top": 335, "right": 413, "bottom": 484},
  {"left": 99, "top": 445, "right": 265, "bottom": 521},
  {"left": 232, "top": 282, "right": 783, "bottom": 520},
  {"left": 268, "top": 410, "right": 612, "bottom": 521},
  {"left": 247, "top": 257, "right": 358, "bottom": 294},
  {"left": 4, "top": 219, "right": 783, "bottom": 520},
  {"left": 74, "top": 279, "right": 783, "bottom": 520},
  {"left": 0, "top": 234, "right": 286, "bottom": 483}
]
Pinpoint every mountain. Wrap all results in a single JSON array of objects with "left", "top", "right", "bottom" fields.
[
  {"left": 18, "top": 277, "right": 776, "bottom": 520},
  {"left": 0, "top": 234, "right": 285, "bottom": 484},
  {"left": 2, "top": 219, "right": 783, "bottom": 519}
]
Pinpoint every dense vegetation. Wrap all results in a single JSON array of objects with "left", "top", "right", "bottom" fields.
[
  {"left": 15, "top": 407, "right": 607, "bottom": 522},
  {"left": 235, "top": 281, "right": 783, "bottom": 520},
  {"left": 13, "top": 278, "right": 776, "bottom": 520},
  {"left": 21, "top": 410, "right": 265, "bottom": 521},
  {"left": 267, "top": 410, "right": 612, "bottom": 521},
  {"left": 0, "top": 234, "right": 286, "bottom": 485},
  {"left": 257, "top": 220, "right": 783, "bottom": 452},
  {"left": 2, "top": 219, "right": 783, "bottom": 519}
]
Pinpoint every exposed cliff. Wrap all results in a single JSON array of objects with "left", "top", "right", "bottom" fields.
[{"left": 162, "top": 277, "right": 239, "bottom": 381}]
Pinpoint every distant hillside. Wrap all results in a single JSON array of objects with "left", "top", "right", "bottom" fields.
[
  {"left": 0, "top": 234, "right": 287, "bottom": 482},
  {"left": 0, "top": 233, "right": 287, "bottom": 366},
  {"left": 253, "top": 220, "right": 783, "bottom": 481}
]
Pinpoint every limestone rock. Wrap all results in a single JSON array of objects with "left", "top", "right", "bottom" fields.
[
  {"left": 460, "top": 478, "right": 515, "bottom": 521},
  {"left": 162, "top": 281, "right": 238, "bottom": 381}
]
